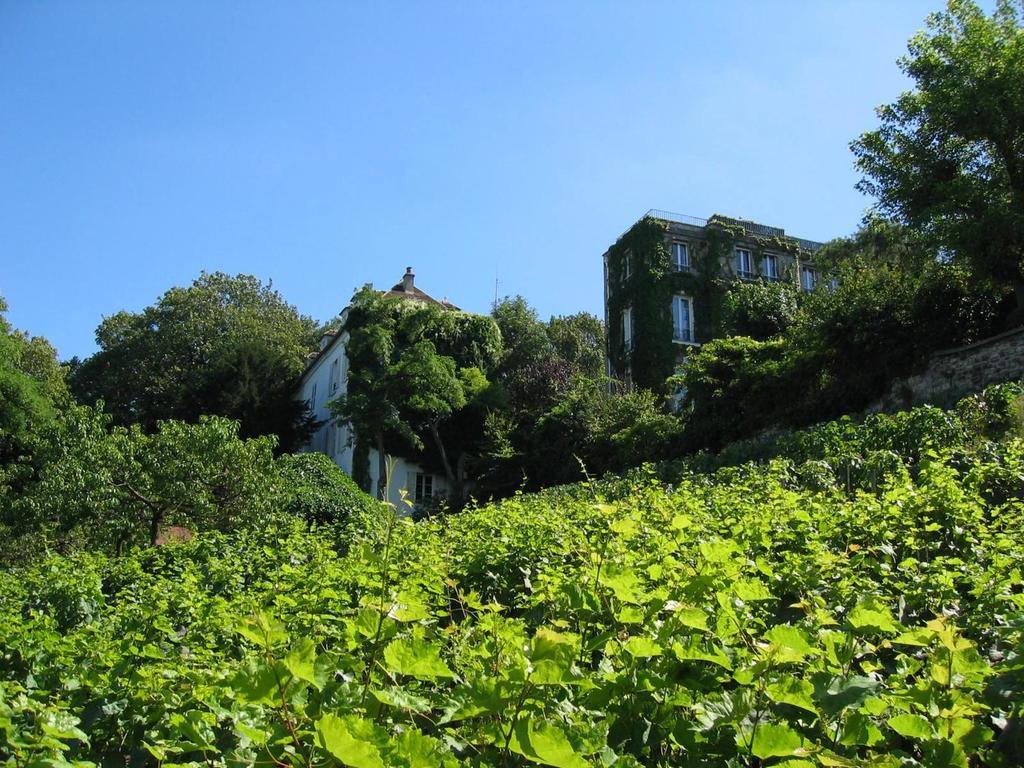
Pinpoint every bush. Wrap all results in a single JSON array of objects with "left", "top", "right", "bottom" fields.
[{"left": 276, "top": 451, "right": 382, "bottom": 529}]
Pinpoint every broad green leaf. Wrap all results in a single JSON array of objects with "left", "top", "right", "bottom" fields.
[
  {"left": 888, "top": 713, "right": 934, "bottom": 739},
  {"left": 765, "top": 676, "right": 817, "bottom": 714},
  {"left": 508, "top": 717, "right": 589, "bottom": 768},
  {"left": 284, "top": 637, "right": 318, "bottom": 687},
  {"left": 839, "top": 712, "right": 884, "bottom": 747},
  {"left": 383, "top": 637, "right": 454, "bottom": 680},
  {"left": 813, "top": 674, "right": 880, "bottom": 717},
  {"left": 389, "top": 592, "right": 432, "bottom": 622},
  {"left": 599, "top": 565, "right": 642, "bottom": 604},
  {"left": 892, "top": 627, "right": 934, "bottom": 646},
  {"left": 316, "top": 714, "right": 385, "bottom": 768},
  {"left": 764, "top": 625, "right": 817, "bottom": 663},
  {"left": 673, "top": 637, "right": 732, "bottom": 670},
  {"left": 675, "top": 606, "right": 710, "bottom": 632},
  {"left": 229, "top": 659, "right": 278, "bottom": 704},
  {"left": 750, "top": 722, "right": 805, "bottom": 759},
  {"left": 393, "top": 729, "right": 453, "bottom": 768},
  {"left": 623, "top": 636, "right": 662, "bottom": 659},
  {"left": 530, "top": 628, "right": 578, "bottom": 684},
  {"left": 846, "top": 597, "right": 900, "bottom": 634},
  {"left": 734, "top": 578, "right": 773, "bottom": 602},
  {"left": 373, "top": 687, "right": 434, "bottom": 713}
]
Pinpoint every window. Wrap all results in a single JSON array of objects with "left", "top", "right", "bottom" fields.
[
  {"left": 672, "top": 295, "right": 693, "bottom": 342},
  {"left": 671, "top": 242, "right": 690, "bottom": 271},
  {"left": 623, "top": 252, "right": 632, "bottom": 281},
  {"left": 415, "top": 472, "right": 433, "bottom": 502},
  {"left": 762, "top": 254, "right": 779, "bottom": 281},
  {"left": 309, "top": 382, "right": 317, "bottom": 412},
  {"left": 330, "top": 358, "right": 340, "bottom": 394},
  {"left": 621, "top": 306, "right": 633, "bottom": 350},
  {"left": 736, "top": 248, "right": 754, "bottom": 279},
  {"left": 801, "top": 266, "right": 817, "bottom": 291},
  {"left": 828, "top": 277, "right": 840, "bottom": 292}
]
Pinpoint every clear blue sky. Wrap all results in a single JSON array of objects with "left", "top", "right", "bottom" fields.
[{"left": 1, "top": 1, "right": 963, "bottom": 359}]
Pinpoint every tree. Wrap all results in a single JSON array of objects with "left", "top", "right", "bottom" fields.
[
  {"left": 6, "top": 411, "right": 279, "bottom": 556},
  {"left": 546, "top": 312, "right": 606, "bottom": 379},
  {"left": 852, "top": 0, "right": 1024, "bottom": 308},
  {"left": 722, "top": 280, "right": 800, "bottom": 340},
  {"left": 0, "top": 296, "right": 68, "bottom": 470},
  {"left": 330, "top": 288, "right": 502, "bottom": 503},
  {"left": 68, "top": 272, "right": 319, "bottom": 451}
]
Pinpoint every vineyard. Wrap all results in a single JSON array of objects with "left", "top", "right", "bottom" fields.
[{"left": 2, "top": 385, "right": 1024, "bottom": 767}]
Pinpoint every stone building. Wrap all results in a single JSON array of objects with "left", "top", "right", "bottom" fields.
[{"left": 602, "top": 210, "right": 824, "bottom": 390}]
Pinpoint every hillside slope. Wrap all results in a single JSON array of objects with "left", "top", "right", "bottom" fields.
[{"left": 2, "top": 386, "right": 1023, "bottom": 766}]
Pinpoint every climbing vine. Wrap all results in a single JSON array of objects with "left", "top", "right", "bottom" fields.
[{"left": 606, "top": 215, "right": 814, "bottom": 391}]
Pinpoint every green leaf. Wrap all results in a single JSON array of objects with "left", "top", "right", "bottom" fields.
[
  {"left": 383, "top": 636, "right": 454, "bottom": 680},
  {"left": 393, "top": 729, "right": 451, "bottom": 768},
  {"left": 675, "top": 606, "right": 710, "bottom": 632},
  {"left": 734, "top": 578, "right": 773, "bottom": 602},
  {"left": 750, "top": 722, "right": 805, "bottom": 759},
  {"left": 846, "top": 596, "right": 900, "bottom": 634},
  {"left": 373, "top": 687, "right": 434, "bottom": 713},
  {"left": 599, "top": 565, "right": 642, "bottom": 604},
  {"left": 888, "top": 713, "right": 934, "bottom": 739},
  {"left": 316, "top": 714, "right": 385, "bottom": 768},
  {"left": 813, "top": 674, "right": 880, "bottom": 717},
  {"left": 673, "top": 637, "right": 732, "bottom": 670},
  {"left": 765, "top": 676, "right": 818, "bottom": 715},
  {"left": 507, "top": 717, "right": 589, "bottom": 768},
  {"left": 764, "top": 625, "right": 817, "bottom": 663},
  {"left": 622, "top": 636, "right": 662, "bottom": 659},
  {"left": 229, "top": 659, "right": 278, "bottom": 704},
  {"left": 530, "top": 628, "right": 579, "bottom": 684},
  {"left": 284, "top": 637, "right": 319, "bottom": 687}
]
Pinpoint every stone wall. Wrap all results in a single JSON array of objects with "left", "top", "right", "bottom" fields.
[{"left": 871, "top": 326, "right": 1024, "bottom": 412}]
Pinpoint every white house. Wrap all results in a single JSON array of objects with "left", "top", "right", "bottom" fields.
[{"left": 296, "top": 268, "right": 456, "bottom": 509}]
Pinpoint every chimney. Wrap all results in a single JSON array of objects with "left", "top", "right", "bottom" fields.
[{"left": 402, "top": 266, "right": 415, "bottom": 292}]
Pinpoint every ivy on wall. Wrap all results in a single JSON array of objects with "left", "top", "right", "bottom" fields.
[{"left": 606, "top": 215, "right": 813, "bottom": 391}]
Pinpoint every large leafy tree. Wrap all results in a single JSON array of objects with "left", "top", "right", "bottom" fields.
[
  {"left": 6, "top": 410, "right": 279, "bottom": 555},
  {"left": 68, "top": 272, "right": 320, "bottom": 451},
  {"left": 330, "top": 288, "right": 502, "bottom": 502},
  {"left": 0, "top": 296, "right": 68, "bottom": 470},
  {"left": 852, "top": 0, "right": 1024, "bottom": 306}
]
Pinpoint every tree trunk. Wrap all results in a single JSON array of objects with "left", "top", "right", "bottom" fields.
[
  {"left": 428, "top": 422, "right": 459, "bottom": 502},
  {"left": 375, "top": 431, "right": 388, "bottom": 501},
  {"left": 149, "top": 507, "right": 164, "bottom": 548}
]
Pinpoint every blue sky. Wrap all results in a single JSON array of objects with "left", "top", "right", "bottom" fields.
[{"left": 1, "top": 1, "right": 962, "bottom": 359}]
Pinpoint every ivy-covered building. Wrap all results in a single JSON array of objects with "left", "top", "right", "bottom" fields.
[{"left": 602, "top": 210, "right": 824, "bottom": 390}]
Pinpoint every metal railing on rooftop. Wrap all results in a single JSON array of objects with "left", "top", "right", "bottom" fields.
[{"left": 645, "top": 209, "right": 708, "bottom": 227}]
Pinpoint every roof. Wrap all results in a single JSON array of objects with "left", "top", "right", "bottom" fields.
[{"left": 382, "top": 282, "right": 460, "bottom": 310}]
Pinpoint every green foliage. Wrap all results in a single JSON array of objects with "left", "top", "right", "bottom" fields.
[
  {"left": 680, "top": 225, "right": 1005, "bottom": 449},
  {"left": 2, "top": 395, "right": 1023, "bottom": 765},
  {"left": 722, "top": 280, "right": 801, "bottom": 340},
  {"left": 852, "top": 0, "right": 1024, "bottom": 305},
  {"left": 331, "top": 287, "right": 503, "bottom": 502},
  {"left": 604, "top": 216, "right": 676, "bottom": 390},
  {"left": 67, "top": 272, "right": 319, "bottom": 451},
  {"left": 0, "top": 296, "right": 69, "bottom": 469},
  {"left": 276, "top": 451, "right": 383, "bottom": 530},
  {"left": 4, "top": 410, "right": 279, "bottom": 559}
]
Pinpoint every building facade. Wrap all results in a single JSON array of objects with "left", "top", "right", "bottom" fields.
[
  {"left": 602, "top": 210, "right": 824, "bottom": 390},
  {"left": 296, "top": 269, "right": 454, "bottom": 509}
]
